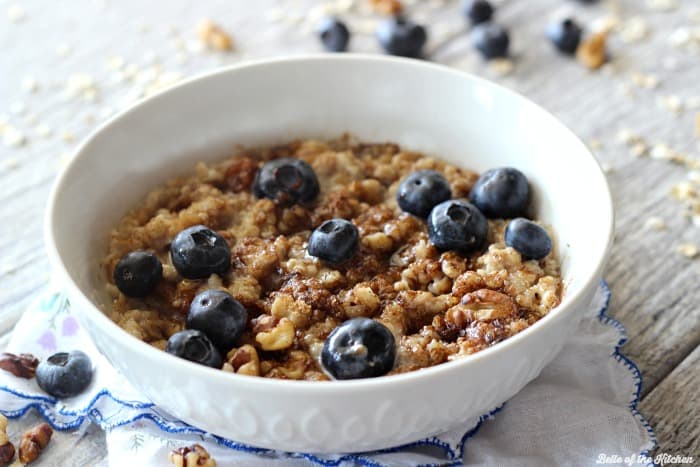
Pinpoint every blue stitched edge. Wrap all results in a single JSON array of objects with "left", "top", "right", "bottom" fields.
[
  {"left": 0, "top": 281, "right": 657, "bottom": 466},
  {"left": 597, "top": 280, "right": 658, "bottom": 467}
]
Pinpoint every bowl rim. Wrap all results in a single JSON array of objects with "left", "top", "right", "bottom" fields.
[{"left": 44, "top": 53, "right": 615, "bottom": 393}]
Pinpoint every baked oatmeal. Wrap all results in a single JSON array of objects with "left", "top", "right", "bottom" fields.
[{"left": 103, "top": 136, "right": 562, "bottom": 381}]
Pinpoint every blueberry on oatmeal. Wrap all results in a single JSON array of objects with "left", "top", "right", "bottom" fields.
[
  {"left": 170, "top": 225, "right": 231, "bottom": 280},
  {"left": 470, "top": 167, "right": 529, "bottom": 219},
  {"left": 376, "top": 17, "right": 427, "bottom": 58},
  {"left": 36, "top": 351, "right": 93, "bottom": 398},
  {"left": 253, "top": 158, "right": 320, "bottom": 205},
  {"left": 166, "top": 330, "right": 223, "bottom": 368},
  {"left": 547, "top": 18, "right": 582, "bottom": 55},
  {"left": 187, "top": 290, "right": 248, "bottom": 352},
  {"left": 397, "top": 170, "right": 452, "bottom": 218},
  {"left": 464, "top": 0, "right": 494, "bottom": 25},
  {"left": 321, "top": 318, "right": 396, "bottom": 379},
  {"left": 428, "top": 199, "right": 488, "bottom": 254},
  {"left": 113, "top": 250, "right": 162, "bottom": 297},
  {"left": 505, "top": 218, "right": 552, "bottom": 260},
  {"left": 318, "top": 17, "right": 350, "bottom": 52},
  {"left": 308, "top": 218, "right": 359, "bottom": 264},
  {"left": 472, "top": 23, "right": 510, "bottom": 59}
]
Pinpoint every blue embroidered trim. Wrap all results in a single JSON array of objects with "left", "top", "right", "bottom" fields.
[{"left": 0, "top": 281, "right": 657, "bottom": 466}]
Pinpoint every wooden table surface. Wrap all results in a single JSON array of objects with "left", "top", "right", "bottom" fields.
[{"left": 1, "top": 0, "right": 698, "bottom": 464}]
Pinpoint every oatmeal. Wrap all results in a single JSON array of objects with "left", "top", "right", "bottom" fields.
[{"left": 104, "top": 137, "right": 561, "bottom": 380}]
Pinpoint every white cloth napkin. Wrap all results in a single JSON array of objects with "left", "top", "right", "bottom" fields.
[{"left": 0, "top": 282, "right": 656, "bottom": 466}]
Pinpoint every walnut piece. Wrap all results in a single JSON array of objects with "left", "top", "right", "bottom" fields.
[
  {"left": 169, "top": 443, "right": 216, "bottom": 467},
  {"left": 0, "top": 352, "right": 39, "bottom": 379},
  {"left": 0, "top": 414, "right": 15, "bottom": 464},
  {"left": 18, "top": 422, "right": 52, "bottom": 464},
  {"left": 446, "top": 289, "right": 518, "bottom": 329},
  {"left": 576, "top": 32, "right": 608, "bottom": 69},
  {"left": 196, "top": 19, "right": 233, "bottom": 51},
  {"left": 227, "top": 345, "right": 260, "bottom": 376},
  {"left": 368, "top": 0, "right": 403, "bottom": 15},
  {"left": 255, "top": 318, "right": 295, "bottom": 351}
]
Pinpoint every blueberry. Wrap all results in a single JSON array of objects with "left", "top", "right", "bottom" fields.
[
  {"left": 397, "top": 170, "right": 452, "bottom": 218},
  {"left": 308, "top": 218, "right": 359, "bottom": 264},
  {"left": 321, "top": 318, "right": 396, "bottom": 379},
  {"left": 253, "top": 158, "right": 320, "bottom": 205},
  {"left": 376, "top": 17, "right": 427, "bottom": 58},
  {"left": 36, "top": 350, "right": 93, "bottom": 398},
  {"left": 113, "top": 250, "right": 162, "bottom": 297},
  {"left": 165, "top": 330, "right": 223, "bottom": 368},
  {"left": 318, "top": 17, "right": 350, "bottom": 52},
  {"left": 464, "top": 0, "right": 494, "bottom": 25},
  {"left": 505, "top": 218, "right": 552, "bottom": 260},
  {"left": 170, "top": 225, "right": 231, "bottom": 280},
  {"left": 187, "top": 290, "right": 247, "bottom": 352},
  {"left": 470, "top": 168, "right": 529, "bottom": 219},
  {"left": 472, "top": 23, "right": 509, "bottom": 59},
  {"left": 427, "top": 200, "right": 488, "bottom": 254},
  {"left": 547, "top": 18, "right": 582, "bottom": 54}
]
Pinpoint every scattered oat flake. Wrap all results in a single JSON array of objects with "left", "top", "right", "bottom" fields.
[
  {"left": 56, "top": 43, "right": 72, "bottom": 57},
  {"left": 644, "top": 217, "right": 667, "bottom": 231},
  {"left": 650, "top": 143, "right": 675, "bottom": 161},
  {"left": 4, "top": 158, "right": 19, "bottom": 170},
  {"left": 35, "top": 124, "right": 52, "bottom": 138},
  {"left": 7, "top": 5, "right": 25, "bottom": 22},
  {"left": 2, "top": 126, "right": 26, "bottom": 148},
  {"left": 368, "top": 0, "right": 403, "bottom": 15},
  {"left": 619, "top": 17, "right": 650, "bottom": 43},
  {"left": 630, "top": 142, "right": 649, "bottom": 158},
  {"left": 647, "top": 0, "right": 678, "bottom": 12},
  {"left": 658, "top": 95, "right": 684, "bottom": 115},
  {"left": 489, "top": 58, "right": 514, "bottom": 76},
  {"left": 678, "top": 243, "right": 699, "bottom": 259},
  {"left": 589, "top": 139, "right": 604, "bottom": 150},
  {"left": 107, "top": 56, "right": 125, "bottom": 71},
  {"left": 21, "top": 77, "right": 39, "bottom": 93},
  {"left": 671, "top": 181, "right": 697, "bottom": 200},
  {"left": 61, "top": 131, "right": 75, "bottom": 143},
  {"left": 695, "top": 113, "right": 700, "bottom": 138},
  {"left": 630, "top": 72, "right": 659, "bottom": 89}
]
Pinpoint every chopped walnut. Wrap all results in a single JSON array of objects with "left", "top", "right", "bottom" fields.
[
  {"left": 0, "top": 352, "right": 39, "bottom": 378},
  {"left": 226, "top": 345, "right": 260, "bottom": 376},
  {"left": 18, "top": 423, "right": 52, "bottom": 464},
  {"left": 576, "top": 32, "right": 608, "bottom": 70},
  {"left": 169, "top": 444, "right": 216, "bottom": 467},
  {"left": 368, "top": 0, "right": 403, "bottom": 15},
  {"left": 446, "top": 289, "right": 518, "bottom": 329},
  {"left": 255, "top": 317, "right": 295, "bottom": 351},
  {"left": 196, "top": 19, "right": 233, "bottom": 51},
  {"left": 0, "top": 414, "right": 15, "bottom": 464}
]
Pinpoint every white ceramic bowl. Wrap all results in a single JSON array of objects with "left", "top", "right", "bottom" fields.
[{"left": 45, "top": 55, "right": 613, "bottom": 453}]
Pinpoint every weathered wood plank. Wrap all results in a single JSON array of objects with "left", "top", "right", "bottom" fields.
[{"left": 640, "top": 344, "right": 700, "bottom": 458}]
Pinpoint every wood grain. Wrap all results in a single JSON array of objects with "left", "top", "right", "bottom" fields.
[{"left": 1, "top": 0, "right": 698, "bottom": 464}]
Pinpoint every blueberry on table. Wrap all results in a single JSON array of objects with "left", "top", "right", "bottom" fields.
[
  {"left": 505, "top": 218, "right": 552, "bottom": 260},
  {"left": 463, "top": 0, "right": 494, "bottom": 25},
  {"left": 187, "top": 290, "right": 247, "bottom": 352},
  {"left": 165, "top": 330, "right": 223, "bottom": 368},
  {"left": 318, "top": 17, "right": 350, "bottom": 52},
  {"left": 547, "top": 18, "right": 582, "bottom": 55},
  {"left": 471, "top": 23, "right": 510, "bottom": 59},
  {"left": 35, "top": 351, "right": 93, "bottom": 398},
  {"left": 170, "top": 225, "right": 231, "bottom": 280},
  {"left": 253, "top": 158, "right": 320, "bottom": 205},
  {"left": 113, "top": 250, "right": 162, "bottom": 297},
  {"left": 397, "top": 170, "right": 452, "bottom": 218},
  {"left": 308, "top": 218, "right": 359, "bottom": 264},
  {"left": 427, "top": 200, "right": 488, "bottom": 254},
  {"left": 322, "top": 318, "right": 396, "bottom": 379},
  {"left": 469, "top": 167, "right": 529, "bottom": 219},
  {"left": 376, "top": 17, "right": 428, "bottom": 58}
]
